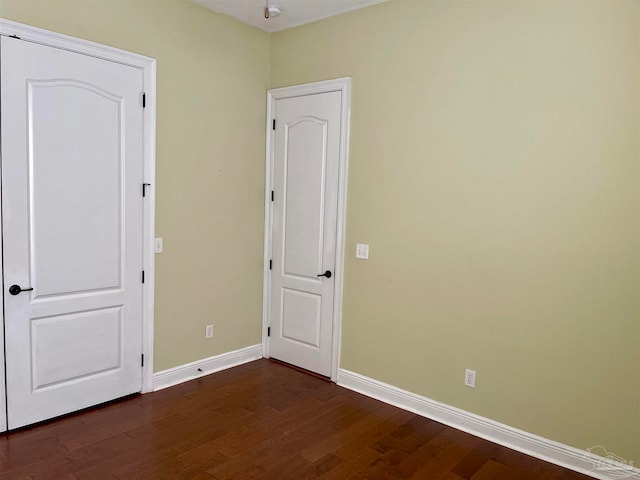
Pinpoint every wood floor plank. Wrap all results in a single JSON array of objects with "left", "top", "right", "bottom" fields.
[
  {"left": 0, "top": 359, "right": 593, "bottom": 480},
  {"left": 334, "top": 409, "right": 415, "bottom": 460},
  {"left": 317, "top": 448, "right": 382, "bottom": 480},
  {"left": 469, "top": 459, "right": 519, "bottom": 480}
]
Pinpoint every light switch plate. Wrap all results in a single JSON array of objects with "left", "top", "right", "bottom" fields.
[
  {"left": 154, "top": 237, "right": 163, "bottom": 254},
  {"left": 356, "top": 243, "right": 369, "bottom": 260},
  {"left": 465, "top": 369, "right": 476, "bottom": 388}
]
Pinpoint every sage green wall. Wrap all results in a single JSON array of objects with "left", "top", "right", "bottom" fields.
[
  {"left": 271, "top": 0, "right": 640, "bottom": 462},
  {"left": 2, "top": 0, "right": 639, "bottom": 464},
  {"left": 0, "top": 0, "right": 269, "bottom": 371}
]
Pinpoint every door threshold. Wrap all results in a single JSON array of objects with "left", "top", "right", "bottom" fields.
[{"left": 268, "top": 358, "right": 332, "bottom": 383}]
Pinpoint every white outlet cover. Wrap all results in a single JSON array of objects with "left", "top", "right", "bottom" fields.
[
  {"left": 465, "top": 369, "right": 476, "bottom": 388},
  {"left": 154, "top": 237, "right": 163, "bottom": 254},
  {"left": 205, "top": 325, "right": 214, "bottom": 339},
  {"left": 356, "top": 243, "right": 369, "bottom": 260}
]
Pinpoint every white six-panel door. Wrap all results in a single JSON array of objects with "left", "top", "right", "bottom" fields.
[
  {"left": 1, "top": 36, "right": 144, "bottom": 428},
  {"left": 268, "top": 91, "right": 343, "bottom": 377}
]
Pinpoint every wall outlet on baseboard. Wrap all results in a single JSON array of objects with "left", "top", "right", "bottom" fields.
[
  {"left": 464, "top": 369, "right": 476, "bottom": 388},
  {"left": 205, "top": 325, "right": 214, "bottom": 339}
]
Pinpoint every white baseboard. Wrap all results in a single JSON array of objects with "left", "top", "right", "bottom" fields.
[
  {"left": 153, "top": 344, "right": 262, "bottom": 391},
  {"left": 337, "top": 369, "right": 639, "bottom": 480}
]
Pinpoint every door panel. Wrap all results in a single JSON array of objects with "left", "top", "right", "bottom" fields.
[
  {"left": 30, "top": 80, "right": 123, "bottom": 297},
  {"left": 269, "top": 91, "right": 342, "bottom": 376},
  {"left": 283, "top": 118, "right": 328, "bottom": 278},
  {"left": 281, "top": 288, "right": 321, "bottom": 347},
  {"left": 31, "top": 307, "right": 123, "bottom": 390},
  {"left": 1, "top": 36, "right": 144, "bottom": 429}
]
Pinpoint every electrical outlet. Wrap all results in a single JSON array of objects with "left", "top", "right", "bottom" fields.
[
  {"left": 356, "top": 243, "right": 369, "bottom": 259},
  {"left": 464, "top": 369, "right": 476, "bottom": 388},
  {"left": 154, "top": 237, "right": 163, "bottom": 254},
  {"left": 205, "top": 325, "right": 214, "bottom": 339}
]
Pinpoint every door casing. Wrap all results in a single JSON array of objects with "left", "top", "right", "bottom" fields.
[
  {"left": 0, "top": 18, "right": 157, "bottom": 395},
  {"left": 262, "top": 78, "right": 351, "bottom": 382}
]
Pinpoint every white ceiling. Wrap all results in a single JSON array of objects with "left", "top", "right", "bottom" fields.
[{"left": 193, "top": 0, "right": 387, "bottom": 33}]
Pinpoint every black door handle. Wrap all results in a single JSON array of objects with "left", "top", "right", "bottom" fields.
[
  {"left": 317, "top": 270, "right": 332, "bottom": 278},
  {"left": 9, "top": 284, "right": 33, "bottom": 296}
]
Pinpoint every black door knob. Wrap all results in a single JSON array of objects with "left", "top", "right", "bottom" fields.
[
  {"left": 317, "top": 270, "right": 332, "bottom": 278},
  {"left": 9, "top": 284, "right": 33, "bottom": 296}
]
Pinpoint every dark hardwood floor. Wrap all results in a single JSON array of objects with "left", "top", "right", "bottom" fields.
[{"left": 0, "top": 359, "right": 591, "bottom": 480}]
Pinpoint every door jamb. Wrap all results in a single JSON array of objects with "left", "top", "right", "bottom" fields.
[
  {"left": 262, "top": 77, "right": 351, "bottom": 382},
  {"left": 0, "top": 19, "right": 157, "bottom": 394}
]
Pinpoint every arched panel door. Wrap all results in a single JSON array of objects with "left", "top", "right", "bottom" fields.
[
  {"left": 269, "top": 91, "right": 342, "bottom": 376},
  {"left": 1, "top": 36, "right": 144, "bottom": 429}
]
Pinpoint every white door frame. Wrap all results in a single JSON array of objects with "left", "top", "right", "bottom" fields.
[
  {"left": 262, "top": 78, "right": 351, "bottom": 382},
  {"left": 0, "top": 18, "right": 157, "bottom": 394}
]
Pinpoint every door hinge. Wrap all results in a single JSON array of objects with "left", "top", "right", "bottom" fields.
[
  {"left": 143, "top": 183, "right": 151, "bottom": 197},
  {"left": 142, "top": 93, "right": 146, "bottom": 108},
  {"left": 267, "top": 327, "right": 271, "bottom": 337},
  {"left": 271, "top": 190, "right": 274, "bottom": 202},
  {"left": 141, "top": 354, "right": 145, "bottom": 367},
  {"left": 142, "top": 270, "right": 145, "bottom": 283},
  {"left": 269, "top": 259, "right": 272, "bottom": 270},
  {"left": 272, "top": 119, "right": 276, "bottom": 130}
]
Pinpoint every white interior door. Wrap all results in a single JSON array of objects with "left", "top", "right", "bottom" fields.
[
  {"left": 0, "top": 253, "right": 5, "bottom": 433},
  {"left": 1, "top": 36, "right": 144, "bottom": 429},
  {"left": 269, "top": 91, "right": 342, "bottom": 377}
]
